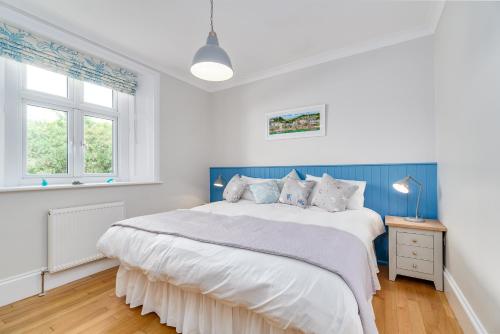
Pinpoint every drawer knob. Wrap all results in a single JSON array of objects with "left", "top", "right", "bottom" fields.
[
  {"left": 412, "top": 251, "right": 417, "bottom": 256},
  {"left": 412, "top": 239, "right": 418, "bottom": 243},
  {"left": 412, "top": 263, "right": 418, "bottom": 269}
]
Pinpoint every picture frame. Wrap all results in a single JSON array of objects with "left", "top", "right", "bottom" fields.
[{"left": 265, "top": 104, "right": 326, "bottom": 140}]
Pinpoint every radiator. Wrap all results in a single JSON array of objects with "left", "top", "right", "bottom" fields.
[{"left": 47, "top": 202, "right": 125, "bottom": 273}]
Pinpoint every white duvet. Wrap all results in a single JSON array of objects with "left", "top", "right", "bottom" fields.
[{"left": 97, "top": 200, "right": 385, "bottom": 334}]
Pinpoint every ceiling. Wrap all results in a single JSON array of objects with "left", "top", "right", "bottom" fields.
[{"left": 0, "top": 0, "right": 443, "bottom": 92}]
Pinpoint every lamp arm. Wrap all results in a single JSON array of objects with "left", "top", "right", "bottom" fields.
[
  {"left": 415, "top": 183, "right": 422, "bottom": 219},
  {"left": 408, "top": 176, "right": 423, "bottom": 219},
  {"left": 408, "top": 176, "right": 422, "bottom": 186}
]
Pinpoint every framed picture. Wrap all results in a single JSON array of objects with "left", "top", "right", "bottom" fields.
[{"left": 265, "top": 104, "right": 326, "bottom": 140}]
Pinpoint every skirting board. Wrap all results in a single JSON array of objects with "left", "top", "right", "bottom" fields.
[
  {"left": 444, "top": 268, "right": 487, "bottom": 334},
  {"left": 0, "top": 258, "right": 118, "bottom": 307}
]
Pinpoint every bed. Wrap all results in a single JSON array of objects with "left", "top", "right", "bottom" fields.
[{"left": 97, "top": 200, "right": 385, "bottom": 334}]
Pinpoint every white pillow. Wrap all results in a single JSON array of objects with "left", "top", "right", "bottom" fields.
[
  {"left": 241, "top": 169, "right": 300, "bottom": 201},
  {"left": 306, "top": 174, "right": 366, "bottom": 210}
]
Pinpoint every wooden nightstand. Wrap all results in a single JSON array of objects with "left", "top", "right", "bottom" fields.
[{"left": 386, "top": 216, "right": 447, "bottom": 291}]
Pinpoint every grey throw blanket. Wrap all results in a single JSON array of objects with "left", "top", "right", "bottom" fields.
[{"left": 112, "top": 209, "right": 378, "bottom": 334}]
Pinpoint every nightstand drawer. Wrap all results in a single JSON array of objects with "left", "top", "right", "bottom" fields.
[
  {"left": 397, "top": 256, "right": 433, "bottom": 275},
  {"left": 397, "top": 244, "right": 433, "bottom": 261},
  {"left": 397, "top": 231, "right": 433, "bottom": 248}
]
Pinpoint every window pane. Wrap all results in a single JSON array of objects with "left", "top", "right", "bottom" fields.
[
  {"left": 84, "top": 116, "right": 113, "bottom": 174},
  {"left": 83, "top": 82, "right": 113, "bottom": 108},
  {"left": 26, "top": 105, "right": 68, "bottom": 175},
  {"left": 26, "top": 65, "right": 68, "bottom": 97}
]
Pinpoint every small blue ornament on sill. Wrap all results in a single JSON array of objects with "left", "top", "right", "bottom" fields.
[
  {"left": 41, "top": 179, "right": 48, "bottom": 187},
  {"left": 105, "top": 178, "right": 114, "bottom": 184}
]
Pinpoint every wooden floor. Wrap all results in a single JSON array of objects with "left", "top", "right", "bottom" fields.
[{"left": 0, "top": 266, "right": 462, "bottom": 334}]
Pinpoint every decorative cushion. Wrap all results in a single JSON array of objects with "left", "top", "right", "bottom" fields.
[
  {"left": 311, "top": 174, "right": 359, "bottom": 212},
  {"left": 241, "top": 169, "right": 301, "bottom": 201},
  {"left": 249, "top": 180, "right": 281, "bottom": 204},
  {"left": 284, "top": 169, "right": 301, "bottom": 182},
  {"left": 306, "top": 174, "right": 367, "bottom": 210},
  {"left": 223, "top": 174, "right": 247, "bottom": 203},
  {"left": 278, "top": 178, "right": 315, "bottom": 208},
  {"left": 241, "top": 176, "right": 273, "bottom": 201},
  {"left": 276, "top": 169, "right": 301, "bottom": 191}
]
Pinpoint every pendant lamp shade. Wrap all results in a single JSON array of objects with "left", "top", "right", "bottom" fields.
[
  {"left": 191, "top": 0, "right": 233, "bottom": 81},
  {"left": 191, "top": 32, "right": 233, "bottom": 81}
]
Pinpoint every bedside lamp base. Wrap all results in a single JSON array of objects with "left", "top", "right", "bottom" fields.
[{"left": 404, "top": 217, "right": 425, "bottom": 223}]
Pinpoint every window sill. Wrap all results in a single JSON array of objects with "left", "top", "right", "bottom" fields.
[{"left": 0, "top": 181, "right": 163, "bottom": 193}]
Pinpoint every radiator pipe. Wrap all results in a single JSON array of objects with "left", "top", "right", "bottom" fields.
[{"left": 39, "top": 270, "right": 49, "bottom": 296}]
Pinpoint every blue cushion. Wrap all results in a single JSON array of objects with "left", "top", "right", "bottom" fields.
[{"left": 249, "top": 180, "right": 280, "bottom": 204}]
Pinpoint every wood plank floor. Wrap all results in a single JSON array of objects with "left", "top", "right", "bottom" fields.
[{"left": 0, "top": 266, "right": 462, "bottom": 334}]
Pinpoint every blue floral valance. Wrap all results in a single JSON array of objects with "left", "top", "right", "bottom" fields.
[{"left": 0, "top": 22, "right": 137, "bottom": 95}]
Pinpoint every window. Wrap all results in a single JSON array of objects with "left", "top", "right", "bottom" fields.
[
  {"left": 1, "top": 60, "right": 133, "bottom": 186},
  {"left": 83, "top": 82, "right": 113, "bottom": 108},
  {"left": 25, "top": 65, "right": 68, "bottom": 98},
  {"left": 83, "top": 115, "right": 114, "bottom": 174},
  {"left": 25, "top": 105, "right": 69, "bottom": 175}
]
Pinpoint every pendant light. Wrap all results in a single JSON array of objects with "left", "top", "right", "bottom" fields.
[{"left": 191, "top": 0, "right": 233, "bottom": 81}]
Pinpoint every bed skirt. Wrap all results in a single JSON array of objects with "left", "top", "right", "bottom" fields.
[{"left": 116, "top": 266, "right": 303, "bottom": 334}]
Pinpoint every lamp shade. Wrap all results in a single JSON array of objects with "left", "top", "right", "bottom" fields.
[
  {"left": 392, "top": 176, "right": 410, "bottom": 194},
  {"left": 213, "top": 175, "right": 224, "bottom": 188},
  {"left": 191, "top": 32, "right": 233, "bottom": 81}
]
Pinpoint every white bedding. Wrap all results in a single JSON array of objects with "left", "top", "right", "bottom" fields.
[{"left": 97, "top": 200, "right": 385, "bottom": 334}]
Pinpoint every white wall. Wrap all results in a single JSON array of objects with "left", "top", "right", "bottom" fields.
[
  {"left": 434, "top": 3, "right": 500, "bottom": 333},
  {"left": 0, "top": 73, "right": 211, "bottom": 279},
  {"left": 210, "top": 36, "right": 435, "bottom": 166}
]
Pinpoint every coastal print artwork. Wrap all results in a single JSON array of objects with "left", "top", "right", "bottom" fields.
[{"left": 265, "top": 104, "right": 326, "bottom": 140}]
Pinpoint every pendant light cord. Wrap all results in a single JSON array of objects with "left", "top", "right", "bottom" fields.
[{"left": 210, "top": 0, "right": 214, "bottom": 32}]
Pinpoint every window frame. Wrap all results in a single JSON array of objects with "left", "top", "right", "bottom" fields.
[{"left": 3, "top": 60, "right": 131, "bottom": 186}]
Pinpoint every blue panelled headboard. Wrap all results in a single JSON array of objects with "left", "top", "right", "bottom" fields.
[{"left": 209, "top": 163, "right": 437, "bottom": 264}]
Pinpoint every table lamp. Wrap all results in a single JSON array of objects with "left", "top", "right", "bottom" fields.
[{"left": 393, "top": 176, "right": 425, "bottom": 222}]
